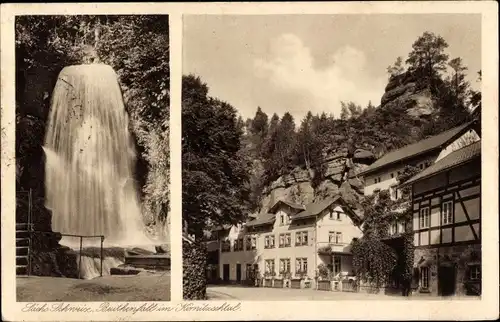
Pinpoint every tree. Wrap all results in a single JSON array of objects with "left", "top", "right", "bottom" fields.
[
  {"left": 387, "top": 56, "right": 405, "bottom": 78},
  {"left": 406, "top": 31, "right": 449, "bottom": 84},
  {"left": 249, "top": 107, "right": 269, "bottom": 157},
  {"left": 340, "top": 102, "right": 350, "bottom": 120},
  {"left": 182, "top": 75, "right": 251, "bottom": 236},
  {"left": 448, "top": 57, "right": 469, "bottom": 104}
]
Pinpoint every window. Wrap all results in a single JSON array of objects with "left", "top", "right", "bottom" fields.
[
  {"left": 374, "top": 177, "right": 381, "bottom": 184},
  {"left": 469, "top": 265, "right": 480, "bottom": 280},
  {"left": 234, "top": 238, "right": 243, "bottom": 251},
  {"left": 265, "top": 235, "right": 275, "bottom": 249},
  {"left": 280, "top": 214, "right": 284, "bottom": 225},
  {"left": 245, "top": 236, "right": 252, "bottom": 251},
  {"left": 251, "top": 237, "right": 257, "bottom": 250},
  {"left": 333, "top": 256, "right": 341, "bottom": 275},
  {"left": 295, "top": 258, "right": 308, "bottom": 274},
  {"left": 265, "top": 259, "right": 275, "bottom": 274},
  {"left": 221, "top": 240, "right": 231, "bottom": 252},
  {"left": 389, "top": 222, "right": 398, "bottom": 235},
  {"left": 329, "top": 211, "right": 341, "bottom": 220},
  {"left": 279, "top": 233, "right": 291, "bottom": 247},
  {"left": 279, "top": 258, "right": 291, "bottom": 273},
  {"left": 420, "top": 207, "right": 430, "bottom": 229},
  {"left": 420, "top": 267, "right": 429, "bottom": 289},
  {"left": 295, "top": 231, "right": 308, "bottom": 246},
  {"left": 329, "top": 231, "right": 343, "bottom": 244},
  {"left": 442, "top": 201, "right": 453, "bottom": 225},
  {"left": 391, "top": 173, "right": 394, "bottom": 178},
  {"left": 296, "top": 232, "right": 302, "bottom": 245},
  {"left": 419, "top": 164, "right": 424, "bottom": 169}
]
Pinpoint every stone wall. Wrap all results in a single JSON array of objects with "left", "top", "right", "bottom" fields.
[{"left": 414, "top": 243, "right": 481, "bottom": 296}]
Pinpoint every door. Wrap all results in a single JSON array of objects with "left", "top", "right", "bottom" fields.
[
  {"left": 236, "top": 263, "right": 242, "bottom": 282},
  {"left": 223, "top": 264, "right": 230, "bottom": 282},
  {"left": 438, "top": 265, "right": 456, "bottom": 296}
]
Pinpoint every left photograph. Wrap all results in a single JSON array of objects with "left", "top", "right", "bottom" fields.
[{"left": 15, "top": 15, "right": 171, "bottom": 301}]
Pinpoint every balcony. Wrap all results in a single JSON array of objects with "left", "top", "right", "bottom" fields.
[{"left": 316, "top": 242, "right": 352, "bottom": 255}]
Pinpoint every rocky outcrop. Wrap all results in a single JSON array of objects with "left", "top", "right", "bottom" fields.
[
  {"left": 381, "top": 72, "right": 437, "bottom": 119},
  {"left": 259, "top": 146, "right": 369, "bottom": 213}
]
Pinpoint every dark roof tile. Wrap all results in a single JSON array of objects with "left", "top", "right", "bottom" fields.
[
  {"left": 360, "top": 121, "right": 476, "bottom": 176},
  {"left": 404, "top": 141, "right": 481, "bottom": 185}
]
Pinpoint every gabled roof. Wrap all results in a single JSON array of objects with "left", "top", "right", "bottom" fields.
[
  {"left": 245, "top": 213, "right": 276, "bottom": 227},
  {"left": 293, "top": 196, "right": 342, "bottom": 220},
  {"left": 292, "top": 195, "right": 362, "bottom": 225},
  {"left": 404, "top": 141, "right": 481, "bottom": 185},
  {"left": 268, "top": 200, "right": 305, "bottom": 214},
  {"left": 360, "top": 121, "right": 476, "bottom": 176}
]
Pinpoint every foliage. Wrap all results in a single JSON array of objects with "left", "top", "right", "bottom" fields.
[
  {"left": 182, "top": 75, "right": 251, "bottom": 236},
  {"left": 351, "top": 236, "right": 398, "bottom": 289},
  {"left": 406, "top": 31, "right": 449, "bottom": 85},
  {"left": 183, "top": 240, "right": 207, "bottom": 300},
  {"left": 317, "top": 264, "right": 330, "bottom": 279},
  {"left": 387, "top": 56, "right": 405, "bottom": 78},
  {"left": 352, "top": 189, "right": 415, "bottom": 291}
]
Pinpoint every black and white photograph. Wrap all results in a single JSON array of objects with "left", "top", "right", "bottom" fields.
[
  {"left": 182, "top": 14, "right": 483, "bottom": 301},
  {"left": 14, "top": 14, "right": 171, "bottom": 301}
]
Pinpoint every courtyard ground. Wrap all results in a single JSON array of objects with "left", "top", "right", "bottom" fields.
[
  {"left": 16, "top": 272, "right": 171, "bottom": 302},
  {"left": 206, "top": 285, "right": 480, "bottom": 301}
]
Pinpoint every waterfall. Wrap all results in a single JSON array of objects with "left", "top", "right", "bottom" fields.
[{"left": 43, "top": 64, "right": 156, "bottom": 250}]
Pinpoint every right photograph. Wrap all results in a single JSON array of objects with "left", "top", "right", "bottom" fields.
[{"left": 182, "top": 14, "right": 482, "bottom": 300}]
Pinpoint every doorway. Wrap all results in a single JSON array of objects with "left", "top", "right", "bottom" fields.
[
  {"left": 236, "top": 263, "right": 242, "bottom": 282},
  {"left": 438, "top": 265, "right": 456, "bottom": 296},
  {"left": 223, "top": 264, "right": 230, "bottom": 282}
]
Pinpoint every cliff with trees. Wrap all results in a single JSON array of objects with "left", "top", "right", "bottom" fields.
[{"left": 183, "top": 31, "right": 481, "bottom": 237}]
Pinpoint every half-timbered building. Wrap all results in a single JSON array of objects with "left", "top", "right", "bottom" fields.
[{"left": 405, "top": 140, "right": 481, "bottom": 296}]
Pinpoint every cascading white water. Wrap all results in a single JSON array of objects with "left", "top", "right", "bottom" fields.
[{"left": 43, "top": 64, "right": 164, "bottom": 277}]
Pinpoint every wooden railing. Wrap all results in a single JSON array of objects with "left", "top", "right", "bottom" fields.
[{"left": 18, "top": 189, "right": 105, "bottom": 278}]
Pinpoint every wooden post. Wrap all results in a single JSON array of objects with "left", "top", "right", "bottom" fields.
[
  {"left": 27, "top": 189, "right": 32, "bottom": 277},
  {"left": 100, "top": 236, "right": 104, "bottom": 277},
  {"left": 78, "top": 237, "right": 83, "bottom": 279}
]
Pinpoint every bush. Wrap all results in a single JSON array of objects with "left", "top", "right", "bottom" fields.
[{"left": 183, "top": 239, "right": 207, "bottom": 300}]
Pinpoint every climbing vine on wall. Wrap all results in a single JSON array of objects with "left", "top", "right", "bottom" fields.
[{"left": 351, "top": 188, "right": 415, "bottom": 291}]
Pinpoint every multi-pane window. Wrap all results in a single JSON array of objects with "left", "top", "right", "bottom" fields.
[
  {"left": 295, "top": 231, "right": 308, "bottom": 246},
  {"left": 329, "top": 231, "right": 343, "bottom": 244},
  {"left": 265, "top": 259, "right": 275, "bottom": 274},
  {"left": 279, "top": 233, "right": 291, "bottom": 247},
  {"left": 333, "top": 256, "right": 341, "bottom": 275},
  {"left": 221, "top": 240, "right": 231, "bottom": 252},
  {"left": 264, "top": 235, "right": 275, "bottom": 249},
  {"left": 420, "top": 207, "right": 430, "bottom": 229},
  {"left": 279, "top": 258, "right": 291, "bottom": 274},
  {"left": 442, "top": 201, "right": 453, "bottom": 225},
  {"left": 469, "top": 265, "right": 480, "bottom": 280},
  {"left": 246, "top": 236, "right": 257, "bottom": 250},
  {"left": 234, "top": 238, "right": 244, "bottom": 251},
  {"left": 421, "top": 266, "right": 429, "bottom": 289},
  {"left": 374, "top": 177, "right": 381, "bottom": 183},
  {"left": 295, "top": 258, "right": 308, "bottom": 274}
]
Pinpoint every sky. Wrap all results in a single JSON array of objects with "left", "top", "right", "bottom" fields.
[{"left": 183, "top": 14, "right": 481, "bottom": 122}]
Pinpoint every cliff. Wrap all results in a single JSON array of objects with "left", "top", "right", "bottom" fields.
[{"left": 255, "top": 71, "right": 440, "bottom": 214}]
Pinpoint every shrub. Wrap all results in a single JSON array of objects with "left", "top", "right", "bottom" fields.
[{"left": 183, "top": 239, "right": 207, "bottom": 300}]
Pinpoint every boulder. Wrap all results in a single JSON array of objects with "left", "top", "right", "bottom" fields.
[{"left": 353, "top": 149, "right": 376, "bottom": 164}]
